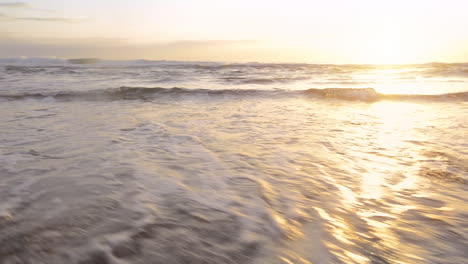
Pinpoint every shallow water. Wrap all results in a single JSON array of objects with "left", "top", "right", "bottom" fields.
[{"left": 0, "top": 59, "right": 467, "bottom": 264}]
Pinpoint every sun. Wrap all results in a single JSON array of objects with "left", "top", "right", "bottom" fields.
[
  {"left": 348, "top": 24, "right": 427, "bottom": 65},
  {"left": 359, "top": 35, "right": 414, "bottom": 65}
]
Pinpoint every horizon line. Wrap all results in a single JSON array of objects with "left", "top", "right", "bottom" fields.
[{"left": 1, "top": 56, "right": 467, "bottom": 66}]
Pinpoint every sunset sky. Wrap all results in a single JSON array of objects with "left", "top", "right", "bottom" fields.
[{"left": 1, "top": 0, "right": 467, "bottom": 63}]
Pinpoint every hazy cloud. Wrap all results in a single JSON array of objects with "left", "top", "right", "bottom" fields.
[
  {"left": 0, "top": 1, "right": 58, "bottom": 15},
  {"left": 0, "top": 2, "right": 27, "bottom": 8},
  {"left": 0, "top": 2, "right": 67, "bottom": 20},
  {"left": 0, "top": 37, "right": 261, "bottom": 61},
  {"left": 166, "top": 40, "right": 257, "bottom": 47},
  {"left": 0, "top": 12, "right": 12, "bottom": 20},
  {"left": 16, "top": 16, "right": 81, "bottom": 22},
  {"left": 0, "top": 12, "right": 83, "bottom": 23}
]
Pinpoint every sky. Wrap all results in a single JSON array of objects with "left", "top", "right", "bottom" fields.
[{"left": 1, "top": 0, "right": 467, "bottom": 63}]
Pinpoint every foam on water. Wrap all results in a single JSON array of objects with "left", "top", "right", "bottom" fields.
[
  {"left": 0, "top": 87, "right": 467, "bottom": 102},
  {"left": 0, "top": 59, "right": 467, "bottom": 264},
  {"left": 1, "top": 58, "right": 468, "bottom": 95}
]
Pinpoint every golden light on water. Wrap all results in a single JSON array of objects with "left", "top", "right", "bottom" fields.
[
  {"left": 309, "top": 100, "right": 443, "bottom": 264},
  {"left": 336, "top": 101, "right": 428, "bottom": 203}
]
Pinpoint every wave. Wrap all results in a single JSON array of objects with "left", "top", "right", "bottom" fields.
[
  {"left": 5, "top": 65, "right": 48, "bottom": 74},
  {"left": 306, "top": 88, "right": 380, "bottom": 101},
  {"left": 0, "top": 87, "right": 284, "bottom": 101},
  {"left": 305, "top": 88, "right": 468, "bottom": 101},
  {"left": 220, "top": 76, "right": 310, "bottom": 84},
  {"left": 0, "top": 87, "right": 467, "bottom": 102},
  {"left": 68, "top": 58, "right": 99, "bottom": 64}
]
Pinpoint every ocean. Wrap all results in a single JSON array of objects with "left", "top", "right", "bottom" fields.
[{"left": 0, "top": 58, "right": 467, "bottom": 264}]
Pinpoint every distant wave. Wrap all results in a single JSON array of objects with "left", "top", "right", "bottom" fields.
[
  {"left": 0, "top": 87, "right": 286, "bottom": 101},
  {"left": 305, "top": 88, "right": 468, "bottom": 101},
  {"left": 0, "top": 87, "right": 467, "bottom": 102},
  {"left": 4, "top": 65, "right": 80, "bottom": 75},
  {"left": 0, "top": 57, "right": 67, "bottom": 64},
  {"left": 68, "top": 58, "right": 99, "bottom": 64},
  {"left": 1, "top": 57, "right": 467, "bottom": 69},
  {"left": 220, "top": 76, "right": 310, "bottom": 84}
]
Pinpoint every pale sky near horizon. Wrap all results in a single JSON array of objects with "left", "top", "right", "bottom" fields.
[{"left": 1, "top": 0, "right": 467, "bottom": 63}]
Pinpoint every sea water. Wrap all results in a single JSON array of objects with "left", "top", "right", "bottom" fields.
[{"left": 0, "top": 58, "right": 467, "bottom": 264}]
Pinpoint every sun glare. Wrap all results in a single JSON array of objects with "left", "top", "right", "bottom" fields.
[{"left": 357, "top": 31, "right": 419, "bottom": 65}]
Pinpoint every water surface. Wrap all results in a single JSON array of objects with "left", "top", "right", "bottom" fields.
[{"left": 0, "top": 58, "right": 467, "bottom": 264}]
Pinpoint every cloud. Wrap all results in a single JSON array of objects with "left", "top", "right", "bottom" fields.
[
  {"left": 0, "top": 1, "right": 68, "bottom": 22},
  {"left": 166, "top": 40, "right": 257, "bottom": 47},
  {"left": 0, "top": 1, "right": 57, "bottom": 14},
  {"left": 0, "top": 2, "right": 27, "bottom": 8},
  {"left": 0, "top": 12, "right": 12, "bottom": 20},
  {"left": 15, "top": 16, "right": 81, "bottom": 22},
  {"left": 0, "top": 13, "right": 83, "bottom": 23},
  {"left": 0, "top": 37, "right": 262, "bottom": 61}
]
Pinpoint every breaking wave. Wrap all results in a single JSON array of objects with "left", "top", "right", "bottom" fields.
[{"left": 0, "top": 87, "right": 467, "bottom": 102}]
